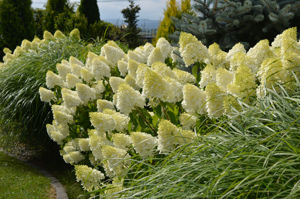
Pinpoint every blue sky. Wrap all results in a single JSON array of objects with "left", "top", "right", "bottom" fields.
[{"left": 32, "top": 0, "right": 166, "bottom": 20}]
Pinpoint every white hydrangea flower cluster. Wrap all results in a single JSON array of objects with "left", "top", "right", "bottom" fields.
[
  {"left": 75, "top": 165, "right": 105, "bottom": 192},
  {"left": 39, "top": 27, "right": 300, "bottom": 193}
]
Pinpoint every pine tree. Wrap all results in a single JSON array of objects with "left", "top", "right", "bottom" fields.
[
  {"left": 121, "top": 0, "right": 142, "bottom": 48},
  {"left": 78, "top": 0, "right": 100, "bottom": 25},
  {"left": 171, "top": 0, "right": 300, "bottom": 50},
  {"left": 154, "top": 0, "right": 192, "bottom": 44},
  {"left": 43, "top": 0, "right": 70, "bottom": 32},
  {"left": 0, "top": 0, "right": 35, "bottom": 52}
]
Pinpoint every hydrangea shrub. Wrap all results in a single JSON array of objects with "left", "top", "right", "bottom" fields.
[{"left": 39, "top": 27, "right": 300, "bottom": 193}]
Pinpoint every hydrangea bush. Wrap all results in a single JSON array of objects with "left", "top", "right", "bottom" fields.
[{"left": 39, "top": 27, "right": 300, "bottom": 193}]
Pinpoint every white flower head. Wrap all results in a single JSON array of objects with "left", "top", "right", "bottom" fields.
[
  {"left": 117, "top": 60, "right": 128, "bottom": 77},
  {"left": 109, "top": 76, "right": 126, "bottom": 93},
  {"left": 102, "top": 45, "right": 125, "bottom": 66},
  {"left": 151, "top": 62, "right": 176, "bottom": 79},
  {"left": 199, "top": 64, "right": 216, "bottom": 88},
  {"left": 76, "top": 83, "right": 96, "bottom": 104},
  {"left": 226, "top": 43, "right": 246, "bottom": 62},
  {"left": 128, "top": 50, "right": 146, "bottom": 63},
  {"left": 216, "top": 68, "right": 234, "bottom": 92},
  {"left": 131, "top": 132, "right": 157, "bottom": 158},
  {"left": 66, "top": 73, "right": 82, "bottom": 89},
  {"left": 70, "top": 63, "right": 83, "bottom": 77},
  {"left": 61, "top": 88, "right": 82, "bottom": 108},
  {"left": 156, "top": 37, "right": 173, "bottom": 59},
  {"left": 128, "top": 59, "right": 140, "bottom": 79},
  {"left": 147, "top": 47, "right": 165, "bottom": 66},
  {"left": 112, "top": 133, "right": 132, "bottom": 150},
  {"left": 180, "top": 113, "right": 197, "bottom": 130},
  {"left": 78, "top": 138, "right": 90, "bottom": 152},
  {"left": 68, "top": 151, "right": 85, "bottom": 164},
  {"left": 143, "top": 42, "right": 155, "bottom": 58},
  {"left": 182, "top": 84, "right": 207, "bottom": 114},
  {"left": 75, "top": 165, "right": 105, "bottom": 192},
  {"left": 69, "top": 56, "right": 84, "bottom": 67},
  {"left": 135, "top": 64, "right": 149, "bottom": 88},
  {"left": 80, "top": 68, "right": 94, "bottom": 83},
  {"left": 125, "top": 74, "right": 140, "bottom": 90},
  {"left": 115, "top": 83, "right": 145, "bottom": 115},
  {"left": 90, "top": 112, "right": 116, "bottom": 131},
  {"left": 39, "top": 87, "right": 55, "bottom": 102},
  {"left": 173, "top": 68, "right": 196, "bottom": 84},
  {"left": 46, "top": 70, "right": 65, "bottom": 89},
  {"left": 205, "top": 83, "right": 225, "bottom": 118},
  {"left": 92, "top": 57, "right": 111, "bottom": 80},
  {"left": 53, "top": 110, "right": 73, "bottom": 125},
  {"left": 97, "top": 99, "right": 115, "bottom": 112},
  {"left": 103, "top": 109, "right": 130, "bottom": 132}
]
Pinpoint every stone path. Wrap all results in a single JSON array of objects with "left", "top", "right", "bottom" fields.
[{"left": 0, "top": 148, "right": 68, "bottom": 199}]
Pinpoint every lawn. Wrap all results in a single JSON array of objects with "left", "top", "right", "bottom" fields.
[{"left": 0, "top": 151, "right": 51, "bottom": 199}]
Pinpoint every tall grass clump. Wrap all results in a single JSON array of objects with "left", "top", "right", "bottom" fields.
[
  {"left": 116, "top": 81, "right": 300, "bottom": 199},
  {"left": 0, "top": 29, "right": 108, "bottom": 149}
]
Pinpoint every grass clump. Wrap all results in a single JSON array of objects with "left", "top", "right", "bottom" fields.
[
  {"left": 117, "top": 84, "right": 300, "bottom": 199},
  {"left": 0, "top": 30, "right": 108, "bottom": 150},
  {"left": 0, "top": 152, "right": 51, "bottom": 199}
]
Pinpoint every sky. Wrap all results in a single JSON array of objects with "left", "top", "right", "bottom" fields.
[{"left": 32, "top": 0, "right": 166, "bottom": 20}]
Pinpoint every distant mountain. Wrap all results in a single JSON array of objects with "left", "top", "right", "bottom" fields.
[{"left": 103, "top": 18, "right": 160, "bottom": 30}]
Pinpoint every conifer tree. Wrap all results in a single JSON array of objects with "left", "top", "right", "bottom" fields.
[
  {"left": 122, "top": 0, "right": 142, "bottom": 48},
  {"left": 154, "top": 0, "right": 192, "bottom": 44},
  {"left": 171, "top": 0, "right": 300, "bottom": 50},
  {"left": 0, "top": 0, "right": 35, "bottom": 52},
  {"left": 44, "top": 0, "right": 69, "bottom": 32},
  {"left": 78, "top": 0, "right": 100, "bottom": 25}
]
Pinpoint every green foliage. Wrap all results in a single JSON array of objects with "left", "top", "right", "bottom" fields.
[
  {"left": 118, "top": 83, "right": 300, "bottom": 198},
  {"left": 43, "top": 0, "right": 72, "bottom": 33},
  {"left": 172, "top": 0, "right": 300, "bottom": 50},
  {"left": 78, "top": 0, "right": 100, "bottom": 25},
  {"left": 0, "top": 30, "right": 105, "bottom": 150},
  {"left": 0, "top": 0, "right": 35, "bottom": 56},
  {"left": 121, "top": 0, "right": 143, "bottom": 48},
  {"left": 154, "top": 0, "right": 192, "bottom": 44}
]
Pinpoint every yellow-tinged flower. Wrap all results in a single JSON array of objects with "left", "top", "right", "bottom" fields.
[
  {"left": 181, "top": 42, "right": 209, "bottom": 66},
  {"left": 70, "top": 63, "right": 83, "bottom": 77},
  {"left": 151, "top": 62, "right": 176, "bottom": 79},
  {"left": 156, "top": 37, "right": 173, "bottom": 59},
  {"left": 128, "top": 50, "right": 146, "bottom": 63},
  {"left": 216, "top": 68, "right": 234, "bottom": 92},
  {"left": 78, "top": 138, "right": 90, "bottom": 152},
  {"left": 21, "top": 39, "right": 32, "bottom": 50},
  {"left": 117, "top": 60, "right": 128, "bottom": 77},
  {"left": 66, "top": 73, "right": 82, "bottom": 89},
  {"left": 102, "top": 45, "right": 125, "bottom": 66},
  {"left": 205, "top": 83, "right": 225, "bottom": 118},
  {"left": 131, "top": 132, "right": 157, "bottom": 158},
  {"left": 125, "top": 74, "right": 140, "bottom": 90},
  {"left": 52, "top": 120, "right": 70, "bottom": 137},
  {"left": 70, "top": 28, "right": 80, "bottom": 40},
  {"left": 75, "top": 165, "right": 105, "bottom": 192},
  {"left": 43, "top": 31, "right": 54, "bottom": 41},
  {"left": 157, "top": 120, "right": 180, "bottom": 153},
  {"left": 179, "top": 32, "right": 199, "bottom": 53},
  {"left": 39, "top": 87, "right": 55, "bottom": 102},
  {"left": 62, "top": 154, "right": 72, "bottom": 164},
  {"left": 97, "top": 99, "right": 115, "bottom": 112},
  {"left": 104, "top": 177, "right": 124, "bottom": 196},
  {"left": 89, "top": 112, "right": 116, "bottom": 132},
  {"left": 76, "top": 83, "right": 96, "bottom": 104},
  {"left": 89, "top": 130, "right": 112, "bottom": 161},
  {"left": 247, "top": 39, "right": 274, "bottom": 71},
  {"left": 46, "top": 124, "right": 65, "bottom": 144},
  {"left": 53, "top": 110, "right": 73, "bottom": 125},
  {"left": 13, "top": 46, "right": 23, "bottom": 57},
  {"left": 142, "top": 69, "right": 169, "bottom": 100},
  {"left": 164, "top": 77, "right": 183, "bottom": 103},
  {"left": 223, "top": 95, "right": 241, "bottom": 115},
  {"left": 69, "top": 56, "right": 84, "bottom": 67},
  {"left": 147, "top": 47, "right": 165, "bottom": 66},
  {"left": 229, "top": 52, "right": 256, "bottom": 72},
  {"left": 80, "top": 68, "right": 94, "bottom": 83},
  {"left": 46, "top": 70, "right": 65, "bottom": 89},
  {"left": 68, "top": 151, "right": 85, "bottom": 164},
  {"left": 109, "top": 76, "right": 126, "bottom": 93},
  {"left": 143, "top": 42, "right": 155, "bottom": 58},
  {"left": 199, "top": 64, "right": 216, "bottom": 88},
  {"left": 128, "top": 59, "right": 140, "bottom": 79},
  {"left": 92, "top": 81, "right": 105, "bottom": 96},
  {"left": 182, "top": 84, "right": 206, "bottom": 114},
  {"left": 115, "top": 83, "right": 145, "bottom": 115},
  {"left": 112, "top": 133, "right": 132, "bottom": 150},
  {"left": 101, "top": 145, "right": 131, "bottom": 177},
  {"left": 208, "top": 43, "right": 228, "bottom": 68},
  {"left": 173, "top": 68, "right": 196, "bottom": 84},
  {"left": 92, "top": 57, "right": 111, "bottom": 80},
  {"left": 85, "top": 52, "right": 99, "bottom": 68},
  {"left": 136, "top": 64, "right": 149, "bottom": 88},
  {"left": 61, "top": 88, "right": 82, "bottom": 108},
  {"left": 177, "top": 129, "right": 196, "bottom": 145},
  {"left": 226, "top": 43, "right": 246, "bottom": 61},
  {"left": 227, "top": 64, "right": 257, "bottom": 100},
  {"left": 179, "top": 113, "right": 197, "bottom": 130},
  {"left": 56, "top": 63, "right": 71, "bottom": 81},
  {"left": 103, "top": 109, "right": 130, "bottom": 132},
  {"left": 54, "top": 30, "right": 66, "bottom": 39}
]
